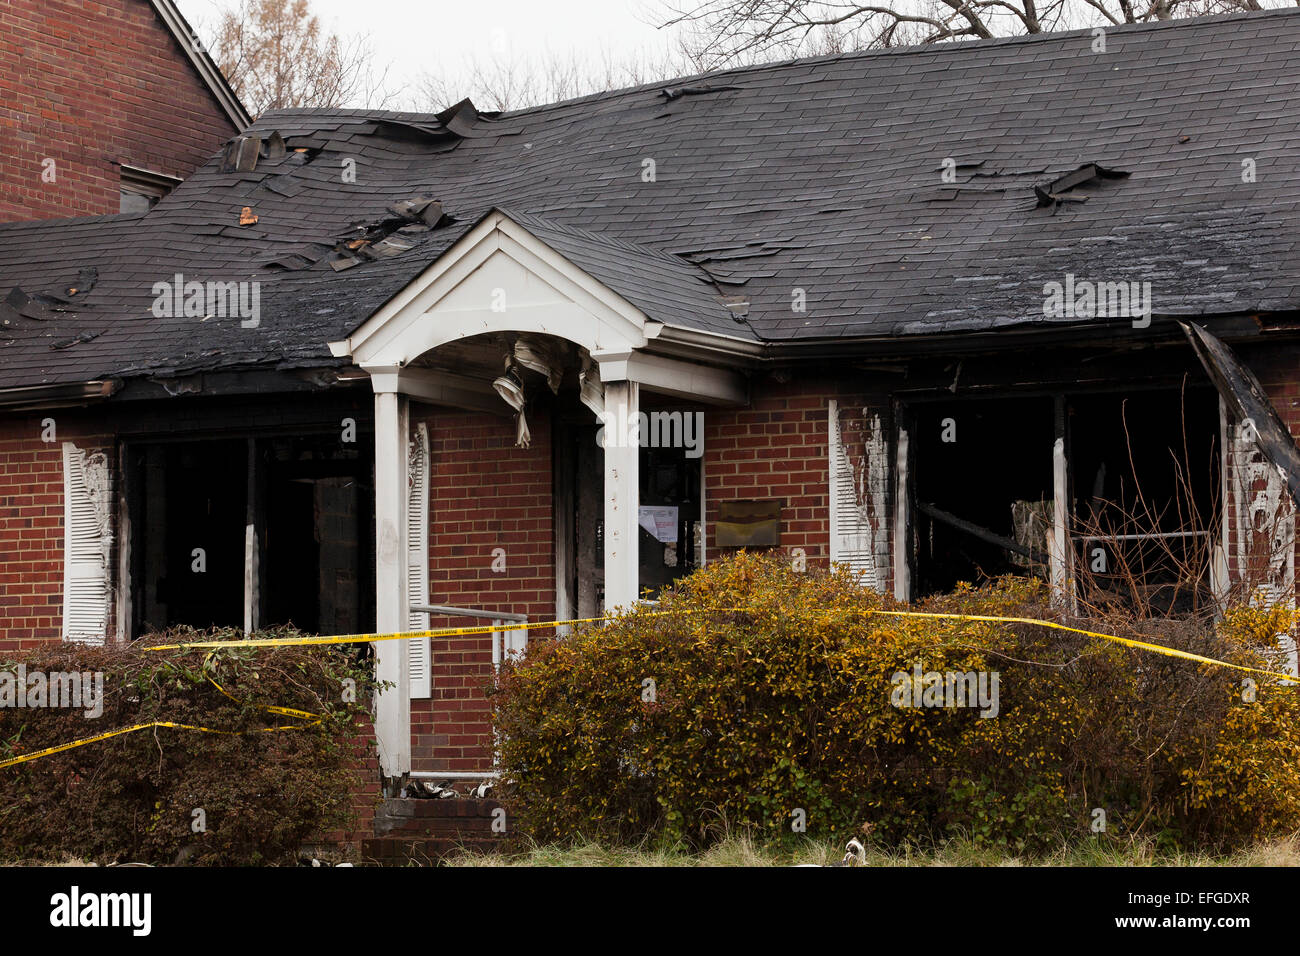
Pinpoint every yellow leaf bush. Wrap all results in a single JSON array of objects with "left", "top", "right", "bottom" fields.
[{"left": 491, "top": 552, "right": 1300, "bottom": 853}]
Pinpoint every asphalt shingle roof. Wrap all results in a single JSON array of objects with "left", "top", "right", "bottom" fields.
[{"left": 1, "top": 8, "right": 1298, "bottom": 390}]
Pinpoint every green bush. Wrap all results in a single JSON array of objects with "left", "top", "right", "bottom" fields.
[
  {"left": 490, "top": 551, "right": 1300, "bottom": 853},
  {"left": 0, "top": 629, "right": 378, "bottom": 865}
]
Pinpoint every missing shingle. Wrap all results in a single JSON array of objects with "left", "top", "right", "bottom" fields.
[
  {"left": 717, "top": 295, "right": 750, "bottom": 321},
  {"left": 325, "top": 195, "right": 454, "bottom": 270},
  {"left": 1034, "top": 163, "right": 1130, "bottom": 209}
]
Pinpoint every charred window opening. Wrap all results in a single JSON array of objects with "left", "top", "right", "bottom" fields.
[
  {"left": 1069, "top": 388, "right": 1220, "bottom": 615},
  {"left": 261, "top": 436, "right": 375, "bottom": 635},
  {"left": 913, "top": 397, "right": 1055, "bottom": 596},
  {"left": 907, "top": 386, "right": 1221, "bottom": 613},
  {"left": 558, "top": 397, "right": 703, "bottom": 620},
  {"left": 124, "top": 433, "right": 373, "bottom": 636},
  {"left": 637, "top": 427, "right": 703, "bottom": 598},
  {"left": 129, "top": 440, "right": 247, "bottom": 631}
]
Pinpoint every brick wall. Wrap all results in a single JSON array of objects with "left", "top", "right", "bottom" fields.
[
  {"left": 410, "top": 407, "right": 555, "bottom": 774},
  {"left": 0, "top": 0, "right": 239, "bottom": 221},
  {"left": 704, "top": 377, "right": 891, "bottom": 587},
  {"left": 0, "top": 412, "right": 114, "bottom": 653}
]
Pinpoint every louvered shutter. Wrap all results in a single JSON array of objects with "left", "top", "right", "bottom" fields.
[
  {"left": 407, "top": 424, "right": 432, "bottom": 698},
  {"left": 62, "top": 443, "right": 112, "bottom": 643},
  {"left": 827, "top": 400, "right": 877, "bottom": 589}
]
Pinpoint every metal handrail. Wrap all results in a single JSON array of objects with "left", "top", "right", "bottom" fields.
[
  {"left": 405, "top": 603, "right": 526, "bottom": 783},
  {"left": 410, "top": 603, "right": 528, "bottom": 623}
]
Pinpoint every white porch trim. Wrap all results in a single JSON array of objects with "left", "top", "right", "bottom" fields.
[
  {"left": 332, "top": 210, "right": 650, "bottom": 369},
  {"left": 602, "top": 381, "right": 640, "bottom": 610},
  {"left": 339, "top": 210, "right": 750, "bottom": 781},
  {"left": 372, "top": 380, "right": 411, "bottom": 785}
]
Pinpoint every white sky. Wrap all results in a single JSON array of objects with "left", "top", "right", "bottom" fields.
[{"left": 176, "top": 0, "right": 685, "bottom": 109}]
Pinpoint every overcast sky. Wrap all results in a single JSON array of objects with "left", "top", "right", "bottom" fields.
[{"left": 176, "top": 0, "right": 685, "bottom": 109}]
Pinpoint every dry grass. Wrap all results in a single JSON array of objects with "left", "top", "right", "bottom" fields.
[{"left": 443, "top": 832, "right": 1300, "bottom": 867}]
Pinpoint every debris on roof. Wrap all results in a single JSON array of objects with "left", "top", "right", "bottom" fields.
[
  {"left": 51, "top": 331, "right": 102, "bottom": 350},
  {"left": 1033, "top": 163, "right": 1130, "bottom": 210},
  {"left": 660, "top": 84, "right": 741, "bottom": 100},
  {"left": 64, "top": 267, "right": 97, "bottom": 297},
  {"left": 324, "top": 196, "right": 455, "bottom": 271},
  {"left": 0, "top": 10, "right": 1298, "bottom": 390},
  {"left": 239, "top": 206, "right": 259, "bottom": 226},
  {"left": 5, "top": 287, "right": 76, "bottom": 320}
]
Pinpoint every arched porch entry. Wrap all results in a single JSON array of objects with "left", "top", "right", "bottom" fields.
[{"left": 329, "top": 209, "right": 749, "bottom": 786}]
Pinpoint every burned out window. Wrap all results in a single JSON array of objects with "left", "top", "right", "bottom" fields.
[
  {"left": 906, "top": 387, "right": 1220, "bottom": 614},
  {"left": 1069, "top": 389, "right": 1220, "bottom": 615},
  {"left": 912, "top": 396, "right": 1055, "bottom": 596},
  {"left": 121, "top": 433, "right": 373, "bottom": 637}
]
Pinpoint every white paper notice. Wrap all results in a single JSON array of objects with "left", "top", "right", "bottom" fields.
[{"left": 638, "top": 505, "right": 679, "bottom": 543}]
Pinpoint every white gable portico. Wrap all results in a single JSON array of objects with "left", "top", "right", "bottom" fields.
[{"left": 329, "top": 208, "right": 749, "bottom": 787}]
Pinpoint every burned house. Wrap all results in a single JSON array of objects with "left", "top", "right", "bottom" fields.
[{"left": 2, "top": 10, "right": 1299, "bottom": 787}]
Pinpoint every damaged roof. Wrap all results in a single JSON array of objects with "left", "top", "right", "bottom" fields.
[{"left": 2, "top": 9, "right": 1299, "bottom": 390}]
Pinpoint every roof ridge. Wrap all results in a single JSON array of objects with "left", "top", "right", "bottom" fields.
[
  {"left": 250, "top": 10, "right": 1300, "bottom": 130},
  {"left": 491, "top": 8, "right": 1300, "bottom": 119}
]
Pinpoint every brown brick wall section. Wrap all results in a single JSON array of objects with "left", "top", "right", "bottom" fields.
[
  {"left": 0, "top": 0, "right": 238, "bottom": 221},
  {"left": 704, "top": 379, "right": 890, "bottom": 587},
  {"left": 411, "top": 408, "right": 555, "bottom": 774},
  {"left": 0, "top": 413, "right": 114, "bottom": 653}
]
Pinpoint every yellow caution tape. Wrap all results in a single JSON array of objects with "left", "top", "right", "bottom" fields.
[
  {"left": 145, "top": 605, "right": 1296, "bottom": 683},
  {"left": 200, "top": 652, "right": 322, "bottom": 723},
  {"left": 7, "top": 603, "right": 1293, "bottom": 770},
  {"left": 143, "top": 612, "right": 669, "bottom": 651},
  {"left": 861, "top": 610, "right": 1299, "bottom": 684},
  {"left": 0, "top": 715, "right": 320, "bottom": 770}
]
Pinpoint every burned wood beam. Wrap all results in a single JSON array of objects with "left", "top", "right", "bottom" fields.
[
  {"left": 1180, "top": 320, "right": 1300, "bottom": 506},
  {"left": 917, "top": 500, "right": 1048, "bottom": 564}
]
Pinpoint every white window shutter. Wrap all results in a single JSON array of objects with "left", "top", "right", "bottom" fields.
[
  {"left": 827, "top": 400, "right": 877, "bottom": 589},
  {"left": 407, "top": 423, "right": 432, "bottom": 698},
  {"left": 62, "top": 443, "right": 112, "bottom": 644}
]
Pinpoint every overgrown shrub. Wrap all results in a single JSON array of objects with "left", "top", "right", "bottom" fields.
[
  {"left": 491, "top": 551, "right": 1300, "bottom": 853},
  {"left": 0, "top": 629, "right": 378, "bottom": 865}
]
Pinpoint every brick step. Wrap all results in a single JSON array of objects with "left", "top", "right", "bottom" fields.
[
  {"left": 383, "top": 819, "right": 499, "bottom": 836},
  {"left": 373, "top": 797, "right": 506, "bottom": 837},
  {"left": 362, "top": 836, "right": 505, "bottom": 865}
]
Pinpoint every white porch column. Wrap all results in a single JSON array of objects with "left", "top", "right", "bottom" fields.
[
  {"left": 373, "top": 381, "right": 411, "bottom": 786},
  {"left": 603, "top": 381, "right": 640, "bottom": 611}
]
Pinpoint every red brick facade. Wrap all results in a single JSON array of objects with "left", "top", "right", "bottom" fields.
[
  {"left": 0, "top": 0, "right": 240, "bottom": 221},
  {"left": 0, "top": 412, "right": 113, "bottom": 654},
  {"left": 704, "top": 379, "right": 890, "bottom": 582},
  {"left": 411, "top": 407, "right": 556, "bottom": 773},
  {"left": 3, "top": 360, "right": 1298, "bottom": 777}
]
